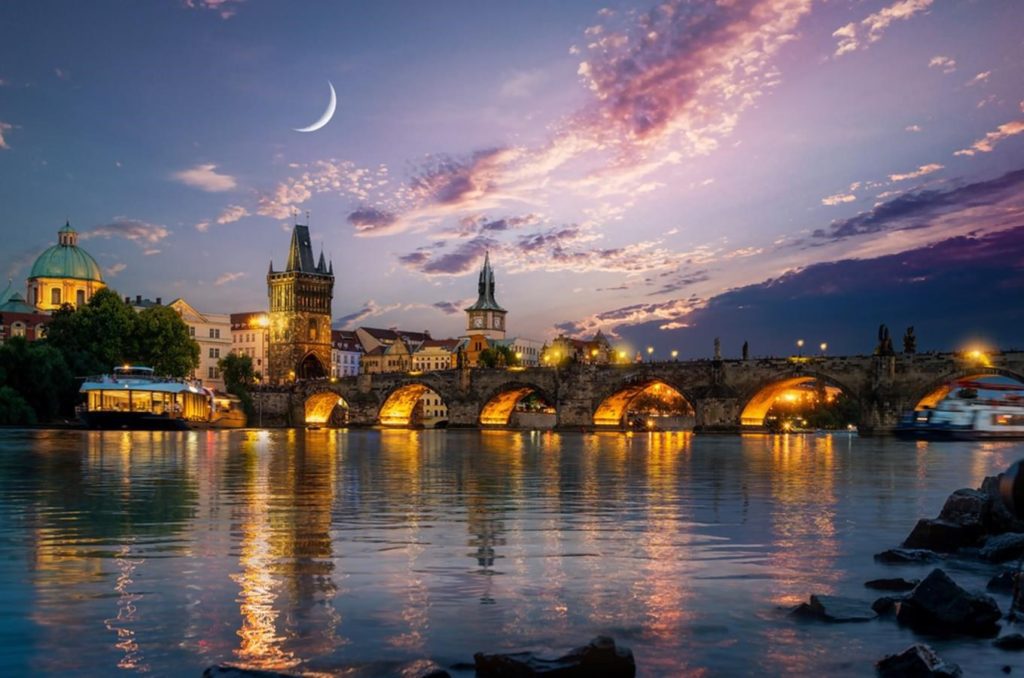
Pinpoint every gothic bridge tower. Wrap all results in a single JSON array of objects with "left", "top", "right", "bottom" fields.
[
  {"left": 464, "top": 252, "right": 506, "bottom": 339},
  {"left": 267, "top": 224, "right": 334, "bottom": 382}
]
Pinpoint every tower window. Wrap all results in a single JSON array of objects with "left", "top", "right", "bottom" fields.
[
  {"left": 309, "top": 318, "right": 318, "bottom": 341},
  {"left": 51, "top": 288, "right": 61, "bottom": 306},
  {"left": 76, "top": 290, "right": 86, "bottom": 307}
]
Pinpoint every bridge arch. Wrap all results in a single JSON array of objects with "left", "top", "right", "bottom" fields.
[
  {"left": 378, "top": 380, "right": 451, "bottom": 428},
  {"left": 478, "top": 381, "right": 556, "bottom": 427},
  {"left": 304, "top": 391, "right": 349, "bottom": 426},
  {"left": 911, "top": 368, "right": 1024, "bottom": 410},
  {"left": 739, "top": 371, "right": 859, "bottom": 429},
  {"left": 592, "top": 377, "right": 696, "bottom": 429}
]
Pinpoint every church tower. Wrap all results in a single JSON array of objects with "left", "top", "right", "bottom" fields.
[
  {"left": 464, "top": 252, "right": 506, "bottom": 339},
  {"left": 267, "top": 223, "right": 334, "bottom": 383}
]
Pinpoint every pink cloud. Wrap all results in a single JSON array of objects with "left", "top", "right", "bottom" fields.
[
  {"left": 888, "top": 163, "right": 943, "bottom": 182},
  {"left": 833, "top": 0, "right": 933, "bottom": 57},
  {"left": 0, "top": 121, "right": 12, "bottom": 149},
  {"left": 954, "top": 120, "right": 1024, "bottom": 156},
  {"left": 173, "top": 163, "right": 237, "bottom": 192}
]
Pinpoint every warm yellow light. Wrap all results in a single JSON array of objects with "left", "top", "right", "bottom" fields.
[
  {"left": 618, "top": 350, "right": 626, "bottom": 359},
  {"left": 796, "top": 339, "right": 804, "bottom": 348},
  {"left": 256, "top": 314, "right": 270, "bottom": 328},
  {"left": 122, "top": 363, "right": 130, "bottom": 370},
  {"left": 819, "top": 342, "right": 828, "bottom": 352},
  {"left": 647, "top": 346, "right": 654, "bottom": 355},
  {"left": 515, "top": 352, "right": 522, "bottom": 359},
  {"left": 591, "top": 348, "right": 598, "bottom": 356},
  {"left": 781, "top": 392, "right": 798, "bottom": 403},
  {"left": 671, "top": 350, "right": 678, "bottom": 358}
]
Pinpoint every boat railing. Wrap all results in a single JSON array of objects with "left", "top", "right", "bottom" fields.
[{"left": 82, "top": 374, "right": 204, "bottom": 388}]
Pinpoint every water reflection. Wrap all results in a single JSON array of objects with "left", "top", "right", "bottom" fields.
[{"left": 0, "top": 429, "right": 1021, "bottom": 676}]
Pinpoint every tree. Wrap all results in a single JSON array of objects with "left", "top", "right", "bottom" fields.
[
  {"left": 134, "top": 305, "right": 200, "bottom": 377},
  {"left": 218, "top": 353, "right": 255, "bottom": 418},
  {"left": 0, "top": 386, "right": 36, "bottom": 425},
  {"left": 478, "top": 344, "right": 520, "bottom": 368},
  {"left": 219, "top": 353, "right": 255, "bottom": 391},
  {"left": 0, "top": 338, "right": 74, "bottom": 421},
  {"left": 46, "top": 288, "right": 138, "bottom": 376},
  {"left": 903, "top": 326, "right": 917, "bottom": 354}
]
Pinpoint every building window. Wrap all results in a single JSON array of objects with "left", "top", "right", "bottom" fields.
[
  {"left": 189, "top": 326, "right": 195, "bottom": 337},
  {"left": 308, "top": 318, "right": 317, "bottom": 341},
  {"left": 209, "top": 328, "right": 220, "bottom": 339},
  {"left": 11, "top": 322, "right": 26, "bottom": 338},
  {"left": 208, "top": 366, "right": 221, "bottom": 379},
  {"left": 210, "top": 348, "right": 220, "bottom": 359},
  {"left": 76, "top": 290, "right": 86, "bottom": 306},
  {"left": 50, "top": 288, "right": 61, "bottom": 306},
  {"left": 36, "top": 324, "right": 46, "bottom": 339}
]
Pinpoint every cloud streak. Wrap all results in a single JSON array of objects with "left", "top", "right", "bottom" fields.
[
  {"left": 833, "top": 0, "right": 933, "bottom": 57},
  {"left": 81, "top": 218, "right": 170, "bottom": 248},
  {"left": 954, "top": 119, "right": 1024, "bottom": 156},
  {"left": 173, "top": 163, "right": 237, "bottom": 192}
]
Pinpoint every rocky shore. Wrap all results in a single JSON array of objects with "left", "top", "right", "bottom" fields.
[{"left": 790, "top": 469, "right": 1024, "bottom": 675}]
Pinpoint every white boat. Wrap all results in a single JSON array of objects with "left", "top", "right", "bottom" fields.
[
  {"left": 79, "top": 366, "right": 245, "bottom": 430},
  {"left": 895, "top": 380, "right": 1024, "bottom": 440}
]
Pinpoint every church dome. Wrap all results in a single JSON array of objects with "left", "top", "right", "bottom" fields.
[{"left": 28, "top": 222, "right": 104, "bottom": 282}]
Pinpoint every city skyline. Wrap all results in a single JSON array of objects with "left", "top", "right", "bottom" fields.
[{"left": 1, "top": 1, "right": 1022, "bottom": 357}]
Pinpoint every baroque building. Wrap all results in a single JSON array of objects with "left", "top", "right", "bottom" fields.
[
  {"left": 464, "top": 252, "right": 506, "bottom": 339},
  {"left": 267, "top": 224, "right": 334, "bottom": 382},
  {"left": 27, "top": 222, "right": 105, "bottom": 311}
]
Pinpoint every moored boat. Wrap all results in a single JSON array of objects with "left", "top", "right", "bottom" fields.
[
  {"left": 79, "top": 366, "right": 246, "bottom": 430},
  {"left": 895, "top": 380, "right": 1024, "bottom": 440}
]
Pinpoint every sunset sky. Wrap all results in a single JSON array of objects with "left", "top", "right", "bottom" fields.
[{"left": 1, "top": 0, "right": 1022, "bottom": 357}]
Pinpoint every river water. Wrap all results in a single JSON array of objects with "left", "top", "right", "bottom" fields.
[{"left": 0, "top": 429, "right": 1021, "bottom": 676}]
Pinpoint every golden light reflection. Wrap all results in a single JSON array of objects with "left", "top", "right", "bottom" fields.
[
  {"left": 741, "top": 377, "right": 821, "bottom": 427},
  {"left": 304, "top": 392, "right": 348, "bottom": 425},
  {"left": 103, "top": 543, "right": 148, "bottom": 671},
  {"left": 480, "top": 387, "right": 535, "bottom": 426},
  {"left": 593, "top": 380, "right": 693, "bottom": 428},
  {"left": 231, "top": 445, "right": 298, "bottom": 670},
  {"left": 378, "top": 384, "right": 438, "bottom": 427}
]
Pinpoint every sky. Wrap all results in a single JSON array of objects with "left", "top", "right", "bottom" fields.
[{"left": 1, "top": 0, "right": 1022, "bottom": 357}]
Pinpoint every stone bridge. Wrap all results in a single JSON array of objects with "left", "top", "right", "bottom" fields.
[{"left": 252, "top": 351, "right": 1024, "bottom": 435}]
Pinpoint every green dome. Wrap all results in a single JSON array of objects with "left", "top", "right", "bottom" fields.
[{"left": 28, "top": 224, "right": 104, "bottom": 282}]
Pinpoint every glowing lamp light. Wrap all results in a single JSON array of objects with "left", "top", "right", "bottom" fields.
[
  {"left": 819, "top": 342, "right": 828, "bottom": 353},
  {"left": 671, "top": 350, "right": 679, "bottom": 359},
  {"left": 256, "top": 314, "right": 270, "bottom": 328}
]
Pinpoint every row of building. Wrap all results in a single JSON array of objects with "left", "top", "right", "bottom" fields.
[{"left": 1, "top": 221, "right": 624, "bottom": 396}]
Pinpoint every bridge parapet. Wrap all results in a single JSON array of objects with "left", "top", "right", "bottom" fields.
[{"left": 252, "top": 351, "right": 1024, "bottom": 434}]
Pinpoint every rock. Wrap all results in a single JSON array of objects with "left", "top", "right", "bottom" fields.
[
  {"left": 939, "top": 488, "right": 989, "bottom": 528},
  {"left": 876, "top": 644, "right": 961, "bottom": 677},
  {"left": 873, "top": 595, "right": 905, "bottom": 616},
  {"left": 987, "top": 570, "right": 1019, "bottom": 593},
  {"left": 875, "top": 548, "right": 941, "bottom": 564},
  {"left": 980, "top": 533, "right": 1024, "bottom": 563},
  {"left": 866, "top": 577, "right": 919, "bottom": 592},
  {"left": 981, "top": 476, "right": 1024, "bottom": 534},
  {"left": 474, "top": 636, "right": 635, "bottom": 677},
  {"left": 903, "top": 519, "right": 980, "bottom": 552},
  {"left": 896, "top": 568, "right": 1001, "bottom": 637},
  {"left": 994, "top": 634, "right": 1024, "bottom": 651},
  {"left": 790, "top": 594, "right": 877, "bottom": 623},
  {"left": 203, "top": 667, "right": 297, "bottom": 678}
]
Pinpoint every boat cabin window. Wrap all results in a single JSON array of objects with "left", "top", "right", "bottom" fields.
[{"left": 993, "top": 414, "right": 1024, "bottom": 426}]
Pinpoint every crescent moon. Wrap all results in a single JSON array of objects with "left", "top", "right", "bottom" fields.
[{"left": 293, "top": 81, "right": 337, "bottom": 133}]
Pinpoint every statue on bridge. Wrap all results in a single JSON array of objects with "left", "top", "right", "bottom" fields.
[
  {"left": 742, "top": 341, "right": 749, "bottom": 361},
  {"left": 876, "top": 324, "right": 895, "bottom": 356},
  {"left": 714, "top": 337, "right": 721, "bottom": 360},
  {"left": 903, "top": 326, "right": 917, "bottom": 354}
]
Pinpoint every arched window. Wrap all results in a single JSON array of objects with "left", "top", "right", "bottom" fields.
[
  {"left": 11, "top": 322, "right": 26, "bottom": 338},
  {"left": 76, "top": 289, "right": 86, "bottom": 307},
  {"left": 51, "top": 288, "right": 61, "bottom": 306},
  {"left": 35, "top": 324, "right": 47, "bottom": 339}
]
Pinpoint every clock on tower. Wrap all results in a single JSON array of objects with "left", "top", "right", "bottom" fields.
[{"left": 463, "top": 252, "right": 507, "bottom": 339}]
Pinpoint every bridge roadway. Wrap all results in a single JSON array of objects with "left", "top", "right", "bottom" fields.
[{"left": 252, "top": 351, "right": 1024, "bottom": 435}]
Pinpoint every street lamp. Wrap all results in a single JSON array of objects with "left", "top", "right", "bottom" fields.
[
  {"left": 796, "top": 338, "right": 804, "bottom": 356},
  {"left": 671, "top": 350, "right": 679, "bottom": 361},
  {"left": 819, "top": 342, "right": 828, "bottom": 355},
  {"left": 647, "top": 346, "right": 654, "bottom": 361}
]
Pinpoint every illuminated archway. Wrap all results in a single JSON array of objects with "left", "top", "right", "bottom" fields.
[
  {"left": 378, "top": 383, "right": 447, "bottom": 428},
  {"left": 479, "top": 384, "right": 556, "bottom": 427},
  {"left": 913, "top": 371, "right": 1024, "bottom": 410},
  {"left": 740, "top": 376, "right": 850, "bottom": 429},
  {"left": 593, "top": 380, "right": 694, "bottom": 429},
  {"left": 304, "top": 392, "right": 349, "bottom": 426}
]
